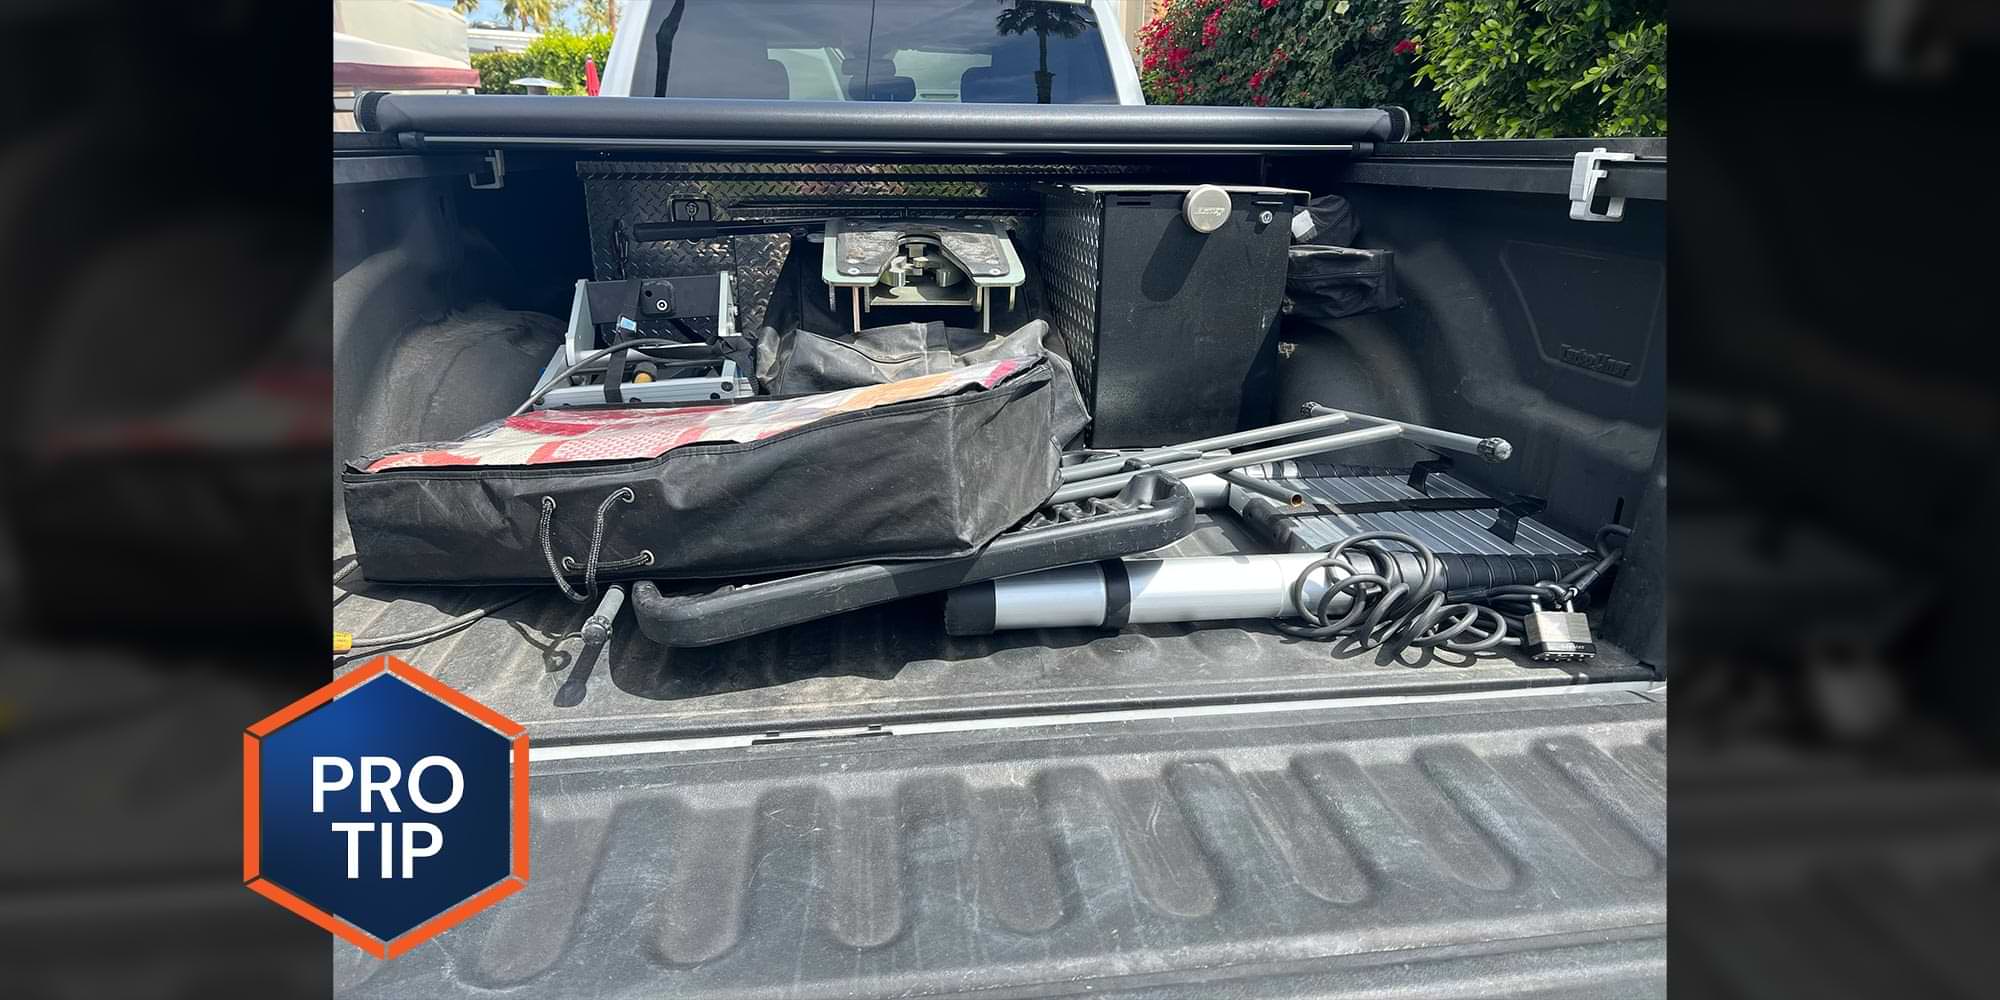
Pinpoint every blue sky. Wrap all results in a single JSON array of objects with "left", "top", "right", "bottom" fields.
[
  {"left": 427, "top": 1, "right": 613, "bottom": 31},
  {"left": 429, "top": 2, "right": 506, "bottom": 26}
]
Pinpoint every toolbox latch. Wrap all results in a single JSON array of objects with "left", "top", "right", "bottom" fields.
[{"left": 1568, "top": 147, "right": 1637, "bottom": 222}]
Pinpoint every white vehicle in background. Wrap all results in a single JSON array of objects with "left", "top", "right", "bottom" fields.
[
  {"left": 331, "top": 0, "right": 478, "bottom": 130},
  {"left": 599, "top": 0, "right": 1145, "bottom": 104}
]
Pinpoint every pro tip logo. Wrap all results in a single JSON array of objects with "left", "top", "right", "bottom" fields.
[{"left": 243, "top": 655, "right": 529, "bottom": 959}]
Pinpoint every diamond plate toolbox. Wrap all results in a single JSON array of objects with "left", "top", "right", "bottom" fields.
[{"left": 578, "top": 160, "right": 1176, "bottom": 332}]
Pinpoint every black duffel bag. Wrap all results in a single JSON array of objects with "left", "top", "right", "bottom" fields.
[
  {"left": 341, "top": 355, "right": 1082, "bottom": 589},
  {"left": 1284, "top": 245, "right": 1403, "bottom": 321},
  {"left": 759, "top": 318, "right": 1088, "bottom": 445}
]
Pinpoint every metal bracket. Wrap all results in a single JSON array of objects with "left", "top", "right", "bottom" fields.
[
  {"left": 609, "top": 220, "right": 630, "bottom": 279},
  {"left": 1487, "top": 494, "right": 1549, "bottom": 543},
  {"left": 1406, "top": 456, "right": 1454, "bottom": 494},
  {"left": 469, "top": 149, "right": 506, "bottom": 190},
  {"left": 1568, "top": 147, "right": 1636, "bottom": 222},
  {"left": 534, "top": 358, "right": 747, "bottom": 410}
]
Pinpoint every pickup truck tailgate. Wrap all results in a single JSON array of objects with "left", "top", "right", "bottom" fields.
[{"left": 338, "top": 685, "right": 1665, "bottom": 998}]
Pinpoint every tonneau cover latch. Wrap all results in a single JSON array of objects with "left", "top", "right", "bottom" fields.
[{"left": 1569, "top": 147, "right": 1637, "bottom": 222}]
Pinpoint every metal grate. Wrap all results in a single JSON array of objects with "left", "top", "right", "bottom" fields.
[
  {"left": 1038, "top": 187, "right": 1103, "bottom": 409},
  {"left": 1247, "top": 461, "right": 1593, "bottom": 557}
]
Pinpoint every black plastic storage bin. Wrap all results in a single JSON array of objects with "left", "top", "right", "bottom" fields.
[{"left": 1040, "top": 184, "right": 1304, "bottom": 448}]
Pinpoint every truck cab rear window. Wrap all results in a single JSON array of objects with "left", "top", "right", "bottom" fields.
[{"left": 637, "top": 0, "right": 1117, "bottom": 104}]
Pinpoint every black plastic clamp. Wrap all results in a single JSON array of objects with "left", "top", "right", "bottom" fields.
[{"left": 1487, "top": 494, "right": 1548, "bottom": 543}]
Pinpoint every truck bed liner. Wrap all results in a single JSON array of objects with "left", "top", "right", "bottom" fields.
[
  {"left": 335, "top": 685, "right": 1665, "bottom": 998},
  {"left": 333, "top": 514, "right": 1654, "bottom": 744}
]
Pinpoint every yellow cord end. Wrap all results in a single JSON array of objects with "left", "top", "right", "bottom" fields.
[
  {"left": 632, "top": 371, "right": 654, "bottom": 383},
  {"left": 333, "top": 631, "right": 353, "bottom": 653}
]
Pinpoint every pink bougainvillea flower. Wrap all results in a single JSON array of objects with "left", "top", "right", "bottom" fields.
[
  {"left": 1253, "top": 93, "right": 1269, "bottom": 106},
  {"left": 1393, "top": 38, "right": 1417, "bottom": 55},
  {"left": 1248, "top": 69, "right": 1267, "bottom": 90},
  {"left": 1261, "top": 0, "right": 1279, "bottom": 8},
  {"left": 1201, "top": 8, "right": 1224, "bottom": 46}
]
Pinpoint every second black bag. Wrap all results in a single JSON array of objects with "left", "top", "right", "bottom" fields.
[{"left": 1284, "top": 245, "right": 1403, "bottom": 321}]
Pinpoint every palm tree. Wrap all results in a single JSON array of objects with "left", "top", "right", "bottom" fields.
[
  {"left": 454, "top": 0, "right": 562, "bottom": 32},
  {"left": 995, "top": 1, "right": 1094, "bottom": 104},
  {"left": 574, "top": 0, "right": 618, "bottom": 34}
]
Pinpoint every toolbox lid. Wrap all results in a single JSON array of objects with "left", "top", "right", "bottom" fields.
[{"left": 1052, "top": 184, "right": 1310, "bottom": 196}]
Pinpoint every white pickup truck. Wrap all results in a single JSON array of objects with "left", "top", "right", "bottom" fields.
[{"left": 599, "top": 0, "right": 1147, "bottom": 105}]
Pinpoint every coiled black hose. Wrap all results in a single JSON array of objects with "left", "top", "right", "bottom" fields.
[{"left": 1279, "top": 526, "right": 1630, "bottom": 657}]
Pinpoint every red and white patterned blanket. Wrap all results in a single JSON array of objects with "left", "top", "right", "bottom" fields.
[{"left": 362, "top": 357, "right": 1032, "bottom": 472}]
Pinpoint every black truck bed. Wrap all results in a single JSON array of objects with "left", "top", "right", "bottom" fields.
[
  {"left": 330, "top": 118, "right": 1666, "bottom": 996},
  {"left": 335, "top": 684, "right": 1665, "bottom": 998},
  {"left": 331, "top": 508, "right": 1662, "bottom": 997}
]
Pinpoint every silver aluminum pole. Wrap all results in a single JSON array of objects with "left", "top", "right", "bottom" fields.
[
  {"left": 1180, "top": 473, "right": 1234, "bottom": 509},
  {"left": 1059, "top": 410, "right": 1353, "bottom": 483},
  {"left": 1050, "top": 423, "right": 1403, "bottom": 504},
  {"left": 946, "top": 553, "right": 1349, "bottom": 634},
  {"left": 1300, "top": 402, "right": 1512, "bottom": 463},
  {"left": 1061, "top": 447, "right": 1210, "bottom": 483}
]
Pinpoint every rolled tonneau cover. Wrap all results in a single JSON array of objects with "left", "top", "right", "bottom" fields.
[{"left": 354, "top": 94, "right": 1408, "bottom": 151}]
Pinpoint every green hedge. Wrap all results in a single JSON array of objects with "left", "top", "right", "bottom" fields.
[
  {"left": 1407, "top": 0, "right": 1665, "bottom": 137},
  {"left": 1138, "top": 0, "right": 1664, "bottom": 138},
  {"left": 471, "top": 28, "right": 612, "bottom": 95}
]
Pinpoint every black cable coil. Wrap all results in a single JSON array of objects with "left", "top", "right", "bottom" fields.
[{"left": 1278, "top": 526, "right": 1630, "bottom": 657}]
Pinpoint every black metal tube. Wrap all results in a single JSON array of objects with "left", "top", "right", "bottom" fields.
[
  {"left": 1219, "top": 471, "right": 1303, "bottom": 507},
  {"left": 358, "top": 95, "right": 1402, "bottom": 146},
  {"left": 1051, "top": 424, "right": 1403, "bottom": 504}
]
